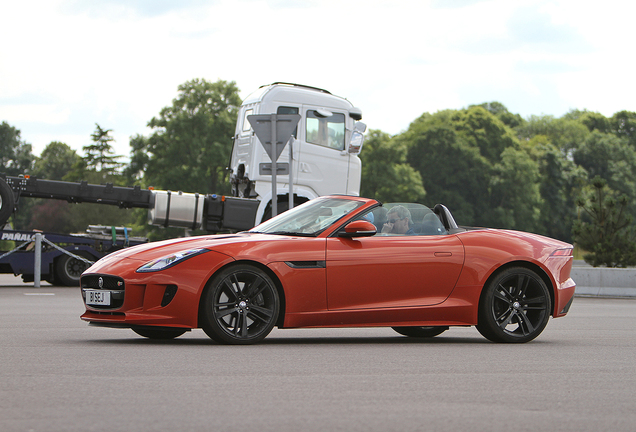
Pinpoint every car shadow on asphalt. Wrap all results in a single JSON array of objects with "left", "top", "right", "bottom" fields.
[{"left": 79, "top": 334, "right": 494, "bottom": 346}]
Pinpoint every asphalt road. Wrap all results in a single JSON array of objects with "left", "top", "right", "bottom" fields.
[{"left": 1, "top": 274, "right": 635, "bottom": 432}]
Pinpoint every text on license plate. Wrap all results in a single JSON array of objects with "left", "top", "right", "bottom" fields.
[{"left": 86, "top": 290, "right": 111, "bottom": 306}]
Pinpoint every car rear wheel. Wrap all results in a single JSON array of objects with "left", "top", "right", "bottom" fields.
[
  {"left": 132, "top": 327, "right": 188, "bottom": 340},
  {"left": 392, "top": 326, "right": 448, "bottom": 338},
  {"left": 476, "top": 267, "right": 551, "bottom": 343},
  {"left": 201, "top": 264, "right": 280, "bottom": 345}
]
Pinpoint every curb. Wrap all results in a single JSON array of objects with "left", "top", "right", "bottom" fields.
[{"left": 571, "top": 265, "right": 636, "bottom": 299}]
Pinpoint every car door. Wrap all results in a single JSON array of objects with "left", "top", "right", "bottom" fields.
[{"left": 325, "top": 234, "right": 464, "bottom": 310}]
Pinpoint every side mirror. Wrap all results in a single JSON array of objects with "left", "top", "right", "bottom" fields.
[
  {"left": 348, "top": 122, "right": 366, "bottom": 155},
  {"left": 338, "top": 220, "right": 376, "bottom": 238}
]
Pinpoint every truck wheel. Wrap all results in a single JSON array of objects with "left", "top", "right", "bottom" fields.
[
  {"left": 55, "top": 252, "right": 94, "bottom": 286},
  {"left": 0, "top": 178, "right": 15, "bottom": 226}
]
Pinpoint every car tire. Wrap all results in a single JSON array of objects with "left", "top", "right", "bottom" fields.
[
  {"left": 201, "top": 264, "right": 280, "bottom": 345},
  {"left": 132, "top": 327, "right": 188, "bottom": 340},
  {"left": 476, "top": 267, "right": 551, "bottom": 343},
  {"left": 0, "top": 178, "right": 15, "bottom": 226},
  {"left": 392, "top": 326, "right": 448, "bottom": 338},
  {"left": 55, "top": 251, "right": 94, "bottom": 286}
]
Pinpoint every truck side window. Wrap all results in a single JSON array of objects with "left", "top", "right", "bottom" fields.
[
  {"left": 241, "top": 109, "right": 253, "bottom": 133},
  {"left": 277, "top": 106, "right": 299, "bottom": 138},
  {"left": 306, "top": 111, "right": 345, "bottom": 150}
]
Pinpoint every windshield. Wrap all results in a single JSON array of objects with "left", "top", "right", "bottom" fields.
[{"left": 250, "top": 197, "right": 365, "bottom": 236}]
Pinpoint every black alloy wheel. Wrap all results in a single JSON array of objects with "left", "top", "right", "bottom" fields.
[
  {"left": 476, "top": 267, "right": 551, "bottom": 343},
  {"left": 132, "top": 327, "right": 188, "bottom": 340},
  {"left": 392, "top": 326, "right": 449, "bottom": 338},
  {"left": 201, "top": 264, "right": 280, "bottom": 345}
]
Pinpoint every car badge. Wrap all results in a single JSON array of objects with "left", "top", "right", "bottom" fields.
[{"left": 98, "top": 277, "right": 104, "bottom": 289}]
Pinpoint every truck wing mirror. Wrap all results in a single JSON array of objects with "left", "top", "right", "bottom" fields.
[
  {"left": 348, "top": 122, "right": 367, "bottom": 155},
  {"left": 338, "top": 220, "right": 376, "bottom": 238},
  {"left": 354, "top": 122, "right": 367, "bottom": 133}
]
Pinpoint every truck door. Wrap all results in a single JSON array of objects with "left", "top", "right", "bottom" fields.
[{"left": 296, "top": 107, "right": 351, "bottom": 196}]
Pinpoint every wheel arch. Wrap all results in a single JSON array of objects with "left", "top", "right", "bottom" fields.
[
  {"left": 478, "top": 260, "right": 555, "bottom": 317},
  {"left": 197, "top": 259, "right": 287, "bottom": 328}
]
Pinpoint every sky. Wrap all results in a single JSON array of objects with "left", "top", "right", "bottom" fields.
[{"left": 2, "top": 0, "right": 636, "bottom": 159}]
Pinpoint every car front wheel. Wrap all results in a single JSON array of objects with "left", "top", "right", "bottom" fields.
[
  {"left": 201, "top": 264, "right": 280, "bottom": 345},
  {"left": 476, "top": 267, "right": 551, "bottom": 343}
]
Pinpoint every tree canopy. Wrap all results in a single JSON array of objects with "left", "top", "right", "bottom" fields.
[
  {"left": 0, "top": 121, "right": 34, "bottom": 176},
  {"left": 128, "top": 78, "right": 241, "bottom": 195}
]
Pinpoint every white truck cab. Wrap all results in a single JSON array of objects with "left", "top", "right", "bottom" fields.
[{"left": 230, "top": 83, "right": 366, "bottom": 223}]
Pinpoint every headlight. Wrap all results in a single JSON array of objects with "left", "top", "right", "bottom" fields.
[{"left": 136, "top": 249, "right": 208, "bottom": 273}]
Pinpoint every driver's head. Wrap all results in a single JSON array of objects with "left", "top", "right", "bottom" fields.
[{"left": 386, "top": 205, "right": 411, "bottom": 234}]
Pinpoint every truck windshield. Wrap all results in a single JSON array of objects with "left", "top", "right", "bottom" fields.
[{"left": 249, "top": 198, "right": 364, "bottom": 236}]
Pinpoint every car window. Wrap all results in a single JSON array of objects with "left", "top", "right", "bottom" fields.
[{"left": 358, "top": 203, "right": 448, "bottom": 236}]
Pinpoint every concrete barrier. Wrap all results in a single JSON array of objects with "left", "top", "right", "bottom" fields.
[{"left": 571, "top": 264, "right": 636, "bottom": 298}]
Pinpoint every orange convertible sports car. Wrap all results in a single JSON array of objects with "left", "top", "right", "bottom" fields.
[{"left": 81, "top": 195, "right": 576, "bottom": 344}]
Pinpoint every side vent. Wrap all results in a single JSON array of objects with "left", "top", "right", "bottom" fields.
[{"left": 161, "top": 285, "right": 178, "bottom": 307}]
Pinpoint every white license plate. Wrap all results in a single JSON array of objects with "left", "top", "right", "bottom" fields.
[{"left": 85, "top": 290, "right": 111, "bottom": 306}]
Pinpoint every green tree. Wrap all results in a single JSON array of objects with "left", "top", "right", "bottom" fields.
[
  {"left": 610, "top": 110, "right": 636, "bottom": 148},
  {"left": 472, "top": 102, "right": 524, "bottom": 129},
  {"left": 0, "top": 121, "right": 35, "bottom": 176},
  {"left": 577, "top": 110, "right": 611, "bottom": 134},
  {"left": 453, "top": 106, "right": 518, "bottom": 162},
  {"left": 403, "top": 106, "right": 541, "bottom": 231},
  {"left": 573, "top": 131, "right": 636, "bottom": 205},
  {"left": 359, "top": 130, "right": 425, "bottom": 203},
  {"left": 32, "top": 142, "right": 82, "bottom": 180},
  {"left": 573, "top": 177, "right": 636, "bottom": 267},
  {"left": 84, "top": 124, "right": 123, "bottom": 174},
  {"left": 524, "top": 136, "right": 586, "bottom": 241},
  {"left": 130, "top": 78, "right": 241, "bottom": 194},
  {"left": 405, "top": 124, "right": 489, "bottom": 224},
  {"left": 123, "top": 134, "right": 150, "bottom": 184},
  {"left": 487, "top": 146, "right": 542, "bottom": 232},
  {"left": 516, "top": 114, "right": 590, "bottom": 156}
]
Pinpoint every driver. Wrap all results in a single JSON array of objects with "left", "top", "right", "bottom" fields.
[{"left": 381, "top": 205, "right": 414, "bottom": 235}]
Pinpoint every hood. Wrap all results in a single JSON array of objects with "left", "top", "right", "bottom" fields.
[{"left": 89, "top": 232, "right": 310, "bottom": 269}]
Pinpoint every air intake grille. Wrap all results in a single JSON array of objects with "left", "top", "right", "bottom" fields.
[{"left": 81, "top": 275, "right": 125, "bottom": 290}]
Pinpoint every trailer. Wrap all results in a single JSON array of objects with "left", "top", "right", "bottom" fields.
[{"left": 0, "top": 226, "right": 146, "bottom": 286}]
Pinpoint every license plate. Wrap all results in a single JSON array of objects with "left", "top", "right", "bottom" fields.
[{"left": 85, "top": 290, "right": 111, "bottom": 306}]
